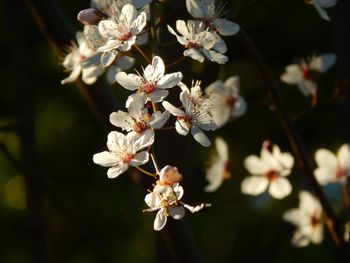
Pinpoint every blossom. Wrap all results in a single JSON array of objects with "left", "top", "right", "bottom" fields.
[
  {"left": 157, "top": 165, "right": 183, "bottom": 186},
  {"left": 241, "top": 142, "right": 294, "bottom": 199},
  {"left": 305, "top": 0, "right": 338, "bottom": 21},
  {"left": 283, "top": 191, "right": 324, "bottom": 247},
  {"left": 314, "top": 144, "right": 350, "bottom": 186},
  {"left": 281, "top": 53, "right": 336, "bottom": 99},
  {"left": 61, "top": 31, "right": 104, "bottom": 85},
  {"left": 206, "top": 76, "right": 246, "bottom": 127},
  {"left": 93, "top": 129, "right": 154, "bottom": 178},
  {"left": 162, "top": 81, "right": 217, "bottom": 147},
  {"left": 109, "top": 93, "right": 170, "bottom": 135},
  {"left": 116, "top": 56, "right": 183, "bottom": 104},
  {"left": 167, "top": 20, "right": 228, "bottom": 64},
  {"left": 186, "top": 0, "right": 240, "bottom": 36},
  {"left": 205, "top": 137, "right": 230, "bottom": 192},
  {"left": 144, "top": 183, "right": 186, "bottom": 231}
]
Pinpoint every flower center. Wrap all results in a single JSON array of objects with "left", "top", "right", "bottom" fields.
[
  {"left": 177, "top": 115, "right": 193, "bottom": 124},
  {"left": 310, "top": 214, "right": 320, "bottom": 227},
  {"left": 202, "top": 18, "right": 213, "bottom": 29},
  {"left": 185, "top": 42, "right": 202, "bottom": 50},
  {"left": 336, "top": 167, "right": 345, "bottom": 179},
  {"left": 132, "top": 121, "right": 147, "bottom": 133},
  {"left": 302, "top": 68, "right": 319, "bottom": 81},
  {"left": 122, "top": 153, "right": 134, "bottom": 164},
  {"left": 265, "top": 170, "right": 278, "bottom": 181},
  {"left": 225, "top": 96, "right": 236, "bottom": 108},
  {"left": 118, "top": 31, "right": 132, "bottom": 42},
  {"left": 142, "top": 83, "right": 156, "bottom": 93}
]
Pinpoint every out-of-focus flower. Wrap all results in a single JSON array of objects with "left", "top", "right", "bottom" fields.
[
  {"left": 205, "top": 137, "right": 230, "bottom": 192},
  {"left": 305, "top": 0, "right": 338, "bottom": 21},
  {"left": 93, "top": 129, "right": 154, "bottom": 178},
  {"left": 116, "top": 56, "right": 183, "bottom": 105},
  {"left": 281, "top": 53, "right": 336, "bottom": 101},
  {"left": 283, "top": 191, "right": 324, "bottom": 247},
  {"left": 314, "top": 144, "right": 350, "bottom": 186},
  {"left": 162, "top": 81, "right": 217, "bottom": 147},
  {"left": 241, "top": 142, "right": 294, "bottom": 199},
  {"left": 206, "top": 76, "right": 246, "bottom": 127},
  {"left": 167, "top": 20, "right": 228, "bottom": 64},
  {"left": 106, "top": 55, "right": 135, "bottom": 84},
  {"left": 109, "top": 93, "right": 170, "bottom": 136},
  {"left": 144, "top": 183, "right": 185, "bottom": 231},
  {"left": 186, "top": 0, "right": 240, "bottom": 36},
  {"left": 61, "top": 31, "right": 104, "bottom": 85}
]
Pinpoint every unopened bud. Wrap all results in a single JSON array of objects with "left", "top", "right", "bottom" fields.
[
  {"left": 77, "top": 8, "right": 107, "bottom": 25},
  {"left": 157, "top": 165, "right": 183, "bottom": 186},
  {"left": 262, "top": 140, "right": 273, "bottom": 152}
]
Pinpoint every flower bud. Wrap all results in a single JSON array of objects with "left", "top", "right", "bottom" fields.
[{"left": 77, "top": 8, "right": 107, "bottom": 25}]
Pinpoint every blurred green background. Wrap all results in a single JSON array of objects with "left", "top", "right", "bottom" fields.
[{"left": 1, "top": 0, "right": 349, "bottom": 262}]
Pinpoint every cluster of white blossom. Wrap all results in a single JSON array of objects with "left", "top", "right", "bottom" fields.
[
  {"left": 167, "top": 0, "right": 240, "bottom": 64},
  {"left": 59, "top": 0, "right": 348, "bottom": 247}
]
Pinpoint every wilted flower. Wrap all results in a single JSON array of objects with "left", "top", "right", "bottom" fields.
[
  {"left": 116, "top": 56, "right": 183, "bottom": 105},
  {"left": 144, "top": 183, "right": 186, "bottom": 231},
  {"left": 281, "top": 53, "right": 336, "bottom": 101},
  {"left": 305, "top": 0, "right": 338, "bottom": 21},
  {"left": 162, "top": 81, "right": 217, "bottom": 147},
  {"left": 157, "top": 165, "right": 183, "bottom": 186},
  {"left": 61, "top": 31, "right": 104, "bottom": 85},
  {"left": 241, "top": 142, "right": 294, "bottom": 199},
  {"left": 167, "top": 20, "right": 228, "bottom": 64},
  {"left": 93, "top": 129, "right": 154, "bottom": 178},
  {"left": 205, "top": 137, "right": 230, "bottom": 192},
  {"left": 186, "top": 0, "right": 240, "bottom": 36},
  {"left": 283, "top": 191, "right": 324, "bottom": 247},
  {"left": 206, "top": 76, "right": 246, "bottom": 127},
  {"left": 314, "top": 144, "right": 350, "bottom": 186},
  {"left": 109, "top": 93, "right": 170, "bottom": 135}
]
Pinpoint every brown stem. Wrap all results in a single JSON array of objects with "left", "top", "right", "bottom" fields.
[
  {"left": 237, "top": 29, "right": 348, "bottom": 252},
  {"left": 134, "top": 44, "right": 152, "bottom": 64},
  {"left": 165, "top": 56, "right": 186, "bottom": 68}
]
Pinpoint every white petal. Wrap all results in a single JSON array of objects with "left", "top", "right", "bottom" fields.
[
  {"left": 145, "top": 192, "right": 157, "bottom": 208},
  {"left": 149, "top": 111, "right": 170, "bottom": 129},
  {"left": 231, "top": 96, "right": 247, "bottom": 117},
  {"left": 205, "top": 50, "right": 228, "bottom": 64},
  {"left": 109, "top": 111, "right": 133, "bottom": 131},
  {"left": 315, "top": 148, "right": 338, "bottom": 172},
  {"left": 299, "top": 191, "right": 321, "bottom": 213},
  {"left": 144, "top": 56, "right": 165, "bottom": 81},
  {"left": 297, "top": 80, "right": 317, "bottom": 97},
  {"left": 241, "top": 175, "right": 269, "bottom": 195},
  {"left": 116, "top": 72, "right": 142, "bottom": 90},
  {"left": 244, "top": 155, "right": 269, "bottom": 175},
  {"left": 101, "top": 50, "right": 117, "bottom": 67},
  {"left": 154, "top": 209, "right": 167, "bottom": 231},
  {"left": 283, "top": 209, "right": 304, "bottom": 225},
  {"left": 107, "top": 131, "right": 126, "bottom": 152},
  {"left": 107, "top": 163, "right": 129, "bottom": 178},
  {"left": 131, "top": 12, "right": 147, "bottom": 35},
  {"left": 311, "top": 225, "right": 324, "bottom": 244},
  {"left": 93, "top": 151, "right": 118, "bottom": 167},
  {"left": 310, "top": 53, "right": 336, "bottom": 72},
  {"left": 317, "top": 0, "right": 337, "bottom": 8},
  {"left": 98, "top": 20, "right": 119, "bottom": 38},
  {"left": 281, "top": 64, "right": 303, "bottom": 84},
  {"left": 191, "top": 126, "right": 211, "bottom": 147},
  {"left": 268, "top": 177, "right": 292, "bottom": 199},
  {"left": 337, "top": 144, "right": 350, "bottom": 171},
  {"left": 81, "top": 53, "right": 102, "bottom": 68},
  {"left": 61, "top": 66, "right": 81, "bottom": 84},
  {"left": 162, "top": 101, "right": 185, "bottom": 116},
  {"left": 215, "top": 137, "right": 228, "bottom": 160},
  {"left": 175, "top": 119, "right": 190, "bottom": 136},
  {"left": 213, "top": 19, "right": 240, "bottom": 36},
  {"left": 133, "top": 129, "right": 155, "bottom": 150},
  {"left": 130, "top": 151, "right": 149, "bottom": 166},
  {"left": 184, "top": 48, "right": 204, "bottom": 63},
  {"left": 169, "top": 206, "right": 185, "bottom": 220},
  {"left": 157, "top": 72, "right": 183, "bottom": 89},
  {"left": 175, "top": 20, "right": 190, "bottom": 39},
  {"left": 204, "top": 159, "right": 225, "bottom": 192},
  {"left": 313, "top": 1, "right": 330, "bottom": 21},
  {"left": 149, "top": 89, "right": 169, "bottom": 102}
]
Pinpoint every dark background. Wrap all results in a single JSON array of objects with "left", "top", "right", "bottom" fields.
[{"left": 0, "top": 0, "right": 349, "bottom": 262}]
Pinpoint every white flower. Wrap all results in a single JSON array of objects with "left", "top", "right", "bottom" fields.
[
  {"left": 61, "top": 31, "right": 104, "bottom": 85},
  {"left": 306, "top": 0, "right": 338, "bottom": 21},
  {"left": 205, "top": 137, "right": 230, "bottom": 192},
  {"left": 116, "top": 56, "right": 183, "bottom": 104},
  {"left": 93, "top": 129, "right": 154, "bottom": 178},
  {"left": 97, "top": 4, "right": 147, "bottom": 53},
  {"left": 281, "top": 53, "right": 336, "bottom": 98},
  {"left": 314, "top": 144, "right": 350, "bottom": 186},
  {"left": 167, "top": 20, "right": 228, "bottom": 64},
  {"left": 144, "top": 183, "right": 185, "bottom": 231},
  {"left": 241, "top": 142, "right": 294, "bottom": 199},
  {"left": 283, "top": 191, "right": 324, "bottom": 247},
  {"left": 186, "top": 0, "right": 240, "bottom": 36},
  {"left": 162, "top": 82, "right": 217, "bottom": 147},
  {"left": 206, "top": 76, "right": 246, "bottom": 127},
  {"left": 109, "top": 93, "right": 170, "bottom": 135}
]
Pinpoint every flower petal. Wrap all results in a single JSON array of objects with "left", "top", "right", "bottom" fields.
[
  {"left": 241, "top": 175, "right": 268, "bottom": 195},
  {"left": 93, "top": 151, "right": 118, "bottom": 167},
  {"left": 149, "top": 111, "right": 170, "bottom": 129},
  {"left": 337, "top": 144, "right": 350, "bottom": 171},
  {"left": 157, "top": 72, "right": 183, "bottom": 89},
  {"left": 191, "top": 125, "right": 211, "bottom": 147},
  {"left": 107, "top": 163, "right": 129, "bottom": 178},
  {"left": 268, "top": 177, "right": 292, "bottom": 199},
  {"left": 162, "top": 101, "right": 185, "bottom": 116},
  {"left": 116, "top": 72, "right": 142, "bottom": 90},
  {"left": 169, "top": 206, "right": 185, "bottom": 220},
  {"left": 154, "top": 209, "right": 167, "bottom": 231},
  {"left": 130, "top": 151, "right": 149, "bottom": 166},
  {"left": 214, "top": 19, "right": 240, "bottom": 36}
]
